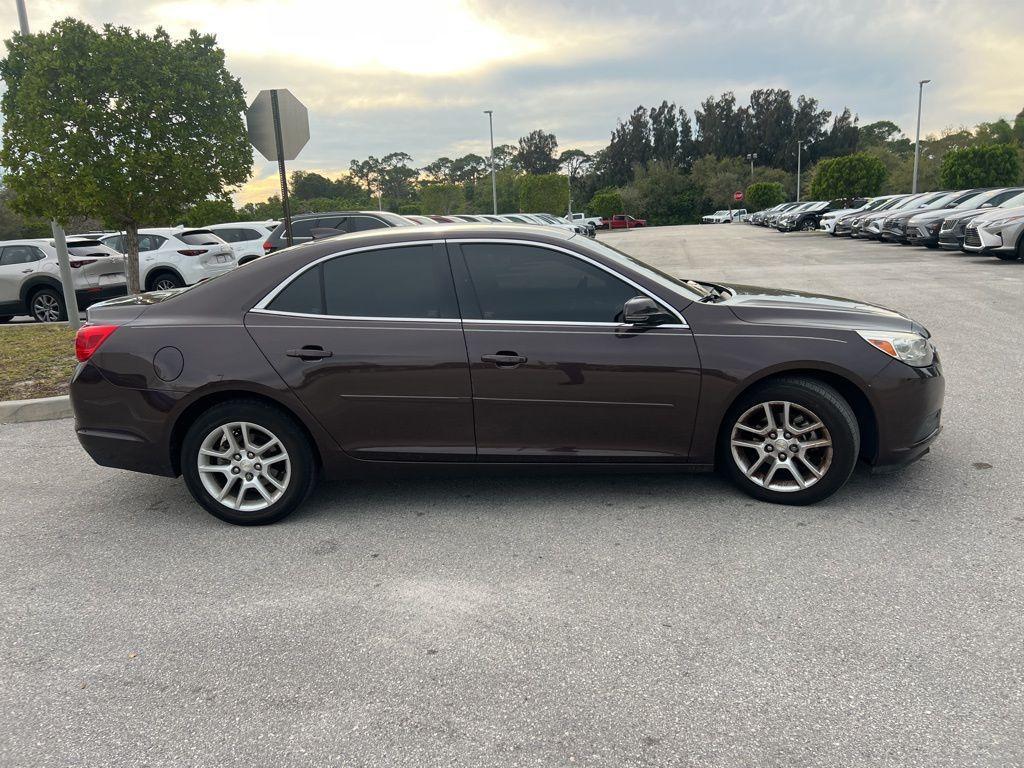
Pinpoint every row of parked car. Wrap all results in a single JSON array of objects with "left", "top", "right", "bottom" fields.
[
  {"left": 748, "top": 188, "right": 1024, "bottom": 260},
  {"left": 0, "top": 210, "right": 616, "bottom": 323}
]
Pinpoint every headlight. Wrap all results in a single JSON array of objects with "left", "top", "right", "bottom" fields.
[{"left": 856, "top": 330, "right": 935, "bottom": 367}]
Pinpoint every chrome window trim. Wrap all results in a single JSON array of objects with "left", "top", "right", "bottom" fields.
[{"left": 251, "top": 237, "right": 689, "bottom": 328}]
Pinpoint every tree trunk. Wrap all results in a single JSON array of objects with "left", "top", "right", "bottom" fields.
[{"left": 124, "top": 223, "right": 141, "bottom": 294}]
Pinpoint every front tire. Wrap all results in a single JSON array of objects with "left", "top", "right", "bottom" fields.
[
  {"left": 720, "top": 377, "right": 860, "bottom": 505},
  {"left": 181, "top": 400, "right": 317, "bottom": 525},
  {"left": 29, "top": 287, "right": 67, "bottom": 323}
]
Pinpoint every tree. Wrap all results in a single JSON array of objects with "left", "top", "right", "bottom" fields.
[
  {"left": 0, "top": 188, "right": 50, "bottom": 239},
  {"left": 518, "top": 173, "right": 568, "bottom": 214},
  {"left": 492, "top": 144, "right": 517, "bottom": 170},
  {"left": 650, "top": 101, "right": 680, "bottom": 165},
  {"left": 859, "top": 120, "right": 903, "bottom": 148},
  {"left": 1013, "top": 108, "right": 1024, "bottom": 146},
  {"left": 975, "top": 119, "right": 1014, "bottom": 145},
  {"left": 559, "top": 149, "right": 590, "bottom": 213},
  {"left": 808, "top": 152, "right": 887, "bottom": 199},
  {"left": 0, "top": 19, "right": 251, "bottom": 293},
  {"left": 349, "top": 156, "right": 381, "bottom": 196},
  {"left": 588, "top": 189, "right": 623, "bottom": 220},
  {"left": 940, "top": 144, "right": 1021, "bottom": 188},
  {"left": 745, "top": 182, "right": 786, "bottom": 212},
  {"left": 291, "top": 171, "right": 337, "bottom": 200},
  {"left": 419, "top": 183, "right": 464, "bottom": 215},
  {"left": 181, "top": 197, "right": 236, "bottom": 227},
  {"left": 695, "top": 92, "right": 745, "bottom": 158},
  {"left": 630, "top": 161, "right": 702, "bottom": 225},
  {"left": 691, "top": 155, "right": 747, "bottom": 208},
  {"left": 516, "top": 130, "right": 559, "bottom": 174},
  {"left": 376, "top": 152, "right": 418, "bottom": 207}
]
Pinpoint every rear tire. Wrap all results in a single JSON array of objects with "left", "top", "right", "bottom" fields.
[
  {"left": 719, "top": 377, "right": 860, "bottom": 506},
  {"left": 181, "top": 400, "right": 317, "bottom": 525},
  {"left": 29, "top": 287, "right": 67, "bottom": 323},
  {"left": 148, "top": 271, "right": 184, "bottom": 292}
]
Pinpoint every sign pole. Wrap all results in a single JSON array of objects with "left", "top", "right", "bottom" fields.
[{"left": 270, "top": 89, "right": 294, "bottom": 248}]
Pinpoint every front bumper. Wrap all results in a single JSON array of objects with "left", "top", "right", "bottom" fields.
[
  {"left": 869, "top": 357, "right": 944, "bottom": 473},
  {"left": 963, "top": 225, "right": 1003, "bottom": 253}
]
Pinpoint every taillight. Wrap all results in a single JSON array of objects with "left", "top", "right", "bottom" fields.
[
  {"left": 262, "top": 241, "right": 272, "bottom": 253},
  {"left": 69, "top": 259, "right": 97, "bottom": 268},
  {"left": 75, "top": 324, "right": 119, "bottom": 362},
  {"left": 177, "top": 249, "right": 208, "bottom": 256}
]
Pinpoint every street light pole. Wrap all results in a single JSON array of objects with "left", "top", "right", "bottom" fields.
[
  {"left": 912, "top": 79, "right": 931, "bottom": 194},
  {"left": 14, "top": 0, "right": 79, "bottom": 328},
  {"left": 796, "top": 141, "right": 803, "bottom": 202},
  {"left": 484, "top": 110, "right": 497, "bottom": 215}
]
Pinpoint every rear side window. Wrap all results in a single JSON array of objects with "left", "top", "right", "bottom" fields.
[
  {"left": 102, "top": 235, "right": 124, "bottom": 252},
  {"left": 289, "top": 219, "right": 317, "bottom": 238},
  {"left": 138, "top": 234, "right": 167, "bottom": 252},
  {"left": 0, "top": 245, "right": 45, "bottom": 265},
  {"left": 349, "top": 216, "right": 387, "bottom": 233},
  {"left": 267, "top": 245, "right": 458, "bottom": 318},
  {"left": 178, "top": 230, "right": 223, "bottom": 246}
]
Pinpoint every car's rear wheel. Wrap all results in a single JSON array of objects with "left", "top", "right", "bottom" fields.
[
  {"left": 29, "top": 287, "right": 66, "bottom": 323},
  {"left": 720, "top": 377, "right": 859, "bottom": 505},
  {"left": 181, "top": 400, "right": 317, "bottom": 525},
  {"left": 148, "top": 271, "right": 184, "bottom": 292}
]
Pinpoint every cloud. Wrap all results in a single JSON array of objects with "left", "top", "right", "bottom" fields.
[{"left": 1, "top": 0, "right": 1021, "bottom": 205}]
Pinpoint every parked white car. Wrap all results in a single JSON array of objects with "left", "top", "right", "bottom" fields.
[
  {"left": 702, "top": 209, "right": 747, "bottom": 224},
  {"left": 100, "top": 227, "right": 236, "bottom": 292},
  {"left": 819, "top": 196, "right": 898, "bottom": 234},
  {"left": 204, "top": 221, "right": 278, "bottom": 265},
  {"left": 567, "top": 212, "right": 603, "bottom": 229},
  {"left": 0, "top": 237, "right": 126, "bottom": 323}
]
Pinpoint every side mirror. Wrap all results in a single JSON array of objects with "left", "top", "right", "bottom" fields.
[{"left": 622, "top": 295, "right": 674, "bottom": 326}]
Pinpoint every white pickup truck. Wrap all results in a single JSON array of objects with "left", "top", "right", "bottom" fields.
[
  {"left": 567, "top": 212, "right": 603, "bottom": 230},
  {"left": 701, "top": 209, "right": 747, "bottom": 224}
]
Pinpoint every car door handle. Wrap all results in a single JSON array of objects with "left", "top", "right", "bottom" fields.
[
  {"left": 481, "top": 352, "right": 527, "bottom": 368},
  {"left": 286, "top": 345, "right": 333, "bottom": 361}
]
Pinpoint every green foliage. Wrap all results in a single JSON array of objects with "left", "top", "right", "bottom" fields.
[
  {"left": 237, "top": 197, "right": 284, "bottom": 220},
  {"left": 0, "top": 188, "right": 50, "bottom": 239},
  {"left": 691, "top": 156, "right": 747, "bottom": 208},
  {"left": 419, "top": 183, "right": 465, "bottom": 215},
  {"left": 517, "top": 173, "right": 568, "bottom": 214},
  {"left": 628, "top": 161, "right": 703, "bottom": 224},
  {"left": 181, "top": 197, "right": 237, "bottom": 227},
  {"left": 589, "top": 188, "right": 624, "bottom": 220},
  {"left": 0, "top": 19, "right": 251, "bottom": 291},
  {"left": 516, "top": 130, "right": 559, "bottom": 175},
  {"left": 940, "top": 144, "right": 1021, "bottom": 188},
  {"left": 808, "top": 152, "right": 887, "bottom": 199},
  {"left": 745, "top": 182, "right": 786, "bottom": 211}
]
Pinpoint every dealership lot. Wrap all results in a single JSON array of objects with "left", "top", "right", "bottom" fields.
[{"left": 2, "top": 225, "right": 1023, "bottom": 766}]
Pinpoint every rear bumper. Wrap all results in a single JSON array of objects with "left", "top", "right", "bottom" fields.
[
  {"left": 75, "top": 284, "right": 128, "bottom": 310},
  {"left": 869, "top": 357, "right": 945, "bottom": 472}
]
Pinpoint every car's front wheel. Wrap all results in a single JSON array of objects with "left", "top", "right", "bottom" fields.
[
  {"left": 181, "top": 400, "right": 317, "bottom": 525},
  {"left": 29, "top": 287, "right": 67, "bottom": 323},
  {"left": 721, "top": 377, "right": 860, "bottom": 505}
]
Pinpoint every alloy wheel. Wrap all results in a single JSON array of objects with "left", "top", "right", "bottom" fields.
[
  {"left": 153, "top": 278, "right": 179, "bottom": 291},
  {"left": 730, "top": 401, "right": 833, "bottom": 492},
  {"left": 197, "top": 421, "right": 291, "bottom": 512},
  {"left": 32, "top": 293, "right": 61, "bottom": 322}
]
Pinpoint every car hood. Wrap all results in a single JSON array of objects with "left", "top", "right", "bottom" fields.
[
  {"left": 967, "top": 203, "right": 1024, "bottom": 225},
  {"left": 721, "top": 283, "right": 919, "bottom": 333}
]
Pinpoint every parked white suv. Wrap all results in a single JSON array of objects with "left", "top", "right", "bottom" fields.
[
  {"left": 204, "top": 221, "right": 278, "bottom": 265},
  {"left": 0, "top": 237, "right": 126, "bottom": 323},
  {"left": 702, "top": 209, "right": 747, "bottom": 224},
  {"left": 100, "top": 228, "right": 236, "bottom": 291}
]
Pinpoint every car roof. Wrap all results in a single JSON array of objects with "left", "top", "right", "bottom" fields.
[{"left": 206, "top": 221, "right": 277, "bottom": 228}]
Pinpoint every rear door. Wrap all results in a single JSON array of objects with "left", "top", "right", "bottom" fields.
[
  {"left": 0, "top": 245, "right": 46, "bottom": 307},
  {"left": 245, "top": 242, "right": 475, "bottom": 460}
]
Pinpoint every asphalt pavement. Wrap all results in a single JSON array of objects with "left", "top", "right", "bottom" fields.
[{"left": 2, "top": 224, "right": 1022, "bottom": 767}]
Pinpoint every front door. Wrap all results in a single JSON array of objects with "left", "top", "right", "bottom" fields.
[
  {"left": 450, "top": 241, "right": 702, "bottom": 461},
  {"left": 246, "top": 243, "right": 475, "bottom": 460}
]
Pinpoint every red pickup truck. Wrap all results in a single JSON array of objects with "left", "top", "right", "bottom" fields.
[{"left": 603, "top": 214, "right": 647, "bottom": 229}]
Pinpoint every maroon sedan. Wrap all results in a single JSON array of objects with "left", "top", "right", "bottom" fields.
[{"left": 70, "top": 225, "right": 943, "bottom": 525}]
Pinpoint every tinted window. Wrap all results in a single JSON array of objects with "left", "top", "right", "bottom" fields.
[
  {"left": 179, "top": 230, "right": 223, "bottom": 246},
  {"left": 138, "top": 234, "right": 167, "bottom": 252},
  {"left": 460, "top": 243, "right": 637, "bottom": 323},
  {"left": 102, "top": 235, "right": 124, "bottom": 252},
  {"left": 349, "top": 216, "right": 387, "bottom": 232},
  {"left": 288, "top": 219, "right": 317, "bottom": 238},
  {"left": 315, "top": 216, "right": 346, "bottom": 231},
  {"left": 267, "top": 266, "right": 323, "bottom": 314},
  {"left": 0, "top": 245, "right": 44, "bottom": 265},
  {"left": 212, "top": 227, "right": 241, "bottom": 243},
  {"left": 322, "top": 245, "right": 457, "bottom": 318},
  {"left": 238, "top": 228, "right": 261, "bottom": 240}
]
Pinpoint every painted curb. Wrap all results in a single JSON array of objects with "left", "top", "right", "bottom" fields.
[{"left": 0, "top": 395, "right": 72, "bottom": 424}]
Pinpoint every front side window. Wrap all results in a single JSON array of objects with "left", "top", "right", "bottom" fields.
[
  {"left": 267, "top": 244, "right": 458, "bottom": 319},
  {"left": 348, "top": 216, "right": 388, "bottom": 233},
  {"left": 459, "top": 243, "right": 638, "bottom": 323}
]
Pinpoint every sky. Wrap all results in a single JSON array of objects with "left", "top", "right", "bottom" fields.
[{"left": 2, "top": 0, "right": 1022, "bottom": 203}]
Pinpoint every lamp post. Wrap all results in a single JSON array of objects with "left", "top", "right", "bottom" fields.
[
  {"left": 796, "top": 141, "right": 804, "bottom": 202},
  {"left": 484, "top": 110, "right": 497, "bottom": 215},
  {"left": 14, "top": 0, "right": 79, "bottom": 328},
  {"left": 745, "top": 152, "right": 758, "bottom": 178},
  {"left": 912, "top": 79, "right": 931, "bottom": 194}
]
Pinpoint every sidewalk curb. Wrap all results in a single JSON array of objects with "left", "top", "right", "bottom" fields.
[{"left": 0, "top": 395, "right": 72, "bottom": 424}]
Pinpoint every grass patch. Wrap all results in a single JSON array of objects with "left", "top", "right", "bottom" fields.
[{"left": 0, "top": 324, "right": 77, "bottom": 400}]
